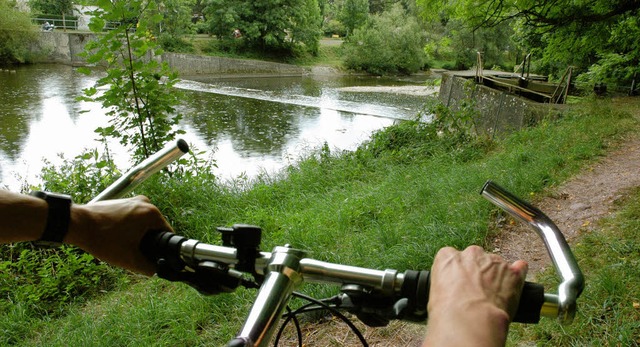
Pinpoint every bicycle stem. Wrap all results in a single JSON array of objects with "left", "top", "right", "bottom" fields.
[
  {"left": 184, "top": 243, "right": 412, "bottom": 347},
  {"left": 480, "top": 181, "right": 585, "bottom": 324}
]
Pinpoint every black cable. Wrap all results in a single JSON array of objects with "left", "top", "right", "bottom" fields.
[
  {"left": 274, "top": 292, "right": 369, "bottom": 347},
  {"left": 274, "top": 306, "right": 303, "bottom": 347}
]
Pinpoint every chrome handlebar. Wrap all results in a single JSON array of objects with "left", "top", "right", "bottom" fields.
[
  {"left": 89, "top": 139, "right": 190, "bottom": 203},
  {"left": 481, "top": 181, "right": 584, "bottom": 324}
]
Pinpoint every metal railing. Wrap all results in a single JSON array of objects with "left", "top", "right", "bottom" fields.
[{"left": 33, "top": 17, "right": 79, "bottom": 30}]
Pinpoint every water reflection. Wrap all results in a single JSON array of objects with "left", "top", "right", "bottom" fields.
[{"left": 0, "top": 65, "right": 431, "bottom": 189}]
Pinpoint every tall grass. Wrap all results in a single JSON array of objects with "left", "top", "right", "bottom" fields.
[{"left": 4, "top": 99, "right": 638, "bottom": 346}]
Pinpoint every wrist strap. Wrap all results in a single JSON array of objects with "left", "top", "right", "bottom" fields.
[{"left": 30, "top": 191, "right": 73, "bottom": 248}]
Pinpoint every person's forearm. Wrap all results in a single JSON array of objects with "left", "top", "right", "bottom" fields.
[
  {"left": 0, "top": 190, "right": 47, "bottom": 243},
  {"left": 1, "top": 189, "right": 168, "bottom": 275}
]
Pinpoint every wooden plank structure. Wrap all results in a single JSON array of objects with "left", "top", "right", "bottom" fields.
[{"left": 471, "top": 52, "right": 572, "bottom": 104}]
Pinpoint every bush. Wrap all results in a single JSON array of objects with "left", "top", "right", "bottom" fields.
[
  {"left": 323, "top": 19, "right": 346, "bottom": 37},
  {"left": 342, "top": 4, "right": 426, "bottom": 75},
  {"left": 0, "top": 1, "right": 38, "bottom": 64},
  {"left": 0, "top": 244, "right": 125, "bottom": 317},
  {"left": 158, "top": 33, "right": 195, "bottom": 53}
]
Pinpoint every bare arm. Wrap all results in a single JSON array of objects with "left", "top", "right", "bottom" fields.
[
  {"left": 0, "top": 189, "right": 171, "bottom": 275},
  {"left": 422, "top": 246, "right": 528, "bottom": 347}
]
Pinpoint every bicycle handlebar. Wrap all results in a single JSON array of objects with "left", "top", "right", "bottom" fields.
[
  {"left": 91, "top": 141, "right": 584, "bottom": 346},
  {"left": 89, "top": 139, "right": 190, "bottom": 203},
  {"left": 140, "top": 228, "right": 546, "bottom": 346},
  {"left": 481, "top": 181, "right": 585, "bottom": 323}
]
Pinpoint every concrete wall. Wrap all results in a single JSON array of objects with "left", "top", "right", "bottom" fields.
[
  {"left": 32, "top": 31, "right": 96, "bottom": 65},
  {"left": 439, "top": 73, "right": 563, "bottom": 136},
  {"left": 32, "top": 32, "right": 309, "bottom": 77},
  {"left": 162, "top": 53, "right": 308, "bottom": 77}
]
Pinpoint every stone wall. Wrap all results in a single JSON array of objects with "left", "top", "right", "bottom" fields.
[
  {"left": 32, "top": 32, "right": 309, "bottom": 77},
  {"left": 438, "top": 73, "right": 563, "bottom": 136}
]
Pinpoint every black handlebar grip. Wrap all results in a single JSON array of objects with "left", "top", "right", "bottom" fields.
[
  {"left": 400, "top": 270, "right": 430, "bottom": 321},
  {"left": 401, "top": 270, "right": 544, "bottom": 324},
  {"left": 139, "top": 230, "right": 188, "bottom": 273},
  {"left": 513, "top": 281, "right": 545, "bottom": 323}
]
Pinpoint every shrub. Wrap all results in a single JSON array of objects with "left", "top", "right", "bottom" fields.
[
  {"left": 158, "top": 33, "right": 195, "bottom": 53},
  {"left": 342, "top": 4, "right": 426, "bottom": 75},
  {"left": 0, "top": 1, "right": 38, "bottom": 64}
]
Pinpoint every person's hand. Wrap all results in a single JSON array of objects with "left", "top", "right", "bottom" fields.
[
  {"left": 66, "top": 196, "right": 172, "bottom": 276},
  {"left": 422, "top": 246, "right": 528, "bottom": 347}
]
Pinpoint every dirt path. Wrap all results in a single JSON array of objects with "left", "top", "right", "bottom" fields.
[{"left": 492, "top": 104, "right": 640, "bottom": 276}]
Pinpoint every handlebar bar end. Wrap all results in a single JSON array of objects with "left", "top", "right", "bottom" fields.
[{"left": 177, "top": 139, "right": 190, "bottom": 153}]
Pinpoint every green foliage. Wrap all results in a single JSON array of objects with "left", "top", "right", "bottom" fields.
[
  {"left": 0, "top": 0, "right": 38, "bottom": 64},
  {"left": 152, "top": 0, "right": 194, "bottom": 37},
  {"left": 29, "top": 0, "right": 74, "bottom": 16},
  {"left": 78, "top": 0, "right": 184, "bottom": 160},
  {"left": 337, "top": 0, "right": 368, "bottom": 36},
  {"left": 421, "top": 17, "right": 517, "bottom": 71},
  {"left": 572, "top": 15, "right": 640, "bottom": 87},
  {"left": 322, "top": 18, "right": 346, "bottom": 37},
  {"left": 342, "top": 4, "right": 426, "bottom": 75},
  {"left": 158, "top": 33, "right": 195, "bottom": 53},
  {"left": 204, "top": 0, "right": 322, "bottom": 55},
  {"left": 38, "top": 148, "right": 120, "bottom": 203},
  {"left": 416, "top": 0, "right": 640, "bottom": 84}
]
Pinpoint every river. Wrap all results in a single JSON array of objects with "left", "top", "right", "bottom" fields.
[{"left": 0, "top": 64, "right": 436, "bottom": 190}]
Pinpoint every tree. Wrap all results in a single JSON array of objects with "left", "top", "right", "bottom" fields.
[
  {"left": 29, "top": 0, "right": 74, "bottom": 15},
  {"left": 288, "top": 0, "right": 323, "bottom": 54},
  {"left": 417, "top": 0, "right": 640, "bottom": 84},
  {"left": 0, "top": 0, "right": 38, "bottom": 64},
  {"left": 154, "top": 0, "right": 194, "bottom": 36},
  {"left": 342, "top": 3, "right": 425, "bottom": 75},
  {"left": 338, "top": 0, "right": 369, "bottom": 36},
  {"left": 204, "top": 0, "right": 322, "bottom": 55},
  {"left": 417, "top": 0, "right": 640, "bottom": 32},
  {"left": 78, "top": 0, "right": 184, "bottom": 160},
  {"left": 151, "top": 0, "right": 196, "bottom": 52}
]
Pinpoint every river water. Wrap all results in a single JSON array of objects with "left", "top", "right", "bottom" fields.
[{"left": 0, "top": 64, "right": 435, "bottom": 189}]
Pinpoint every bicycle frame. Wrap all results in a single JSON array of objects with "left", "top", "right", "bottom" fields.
[{"left": 97, "top": 140, "right": 585, "bottom": 347}]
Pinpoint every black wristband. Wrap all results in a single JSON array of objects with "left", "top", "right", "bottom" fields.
[{"left": 30, "top": 191, "right": 73, "bottom": 248}]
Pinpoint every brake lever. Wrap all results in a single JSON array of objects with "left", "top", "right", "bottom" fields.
[{"left": 156, "top": 259, "right": 249, "bottom": 295}]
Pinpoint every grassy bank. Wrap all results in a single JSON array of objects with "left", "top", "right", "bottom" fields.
[
  {"left": 3, "top": 98, "right": 639, "bottom": 346},
  {"left": 187, "top": 35, "right": 345, "bottom": 68}
]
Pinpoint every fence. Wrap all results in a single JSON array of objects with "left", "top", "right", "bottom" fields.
[{"left": 33, "top": 17, "right": 78, "bottom": 31}]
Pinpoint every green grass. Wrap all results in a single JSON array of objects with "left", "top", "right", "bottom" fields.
[
  {"left": 184, "top": 35, "right": 344, "bottom": 68},
  {"left": 3, "top": 98, "right": 639, "bottom": 345}
]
